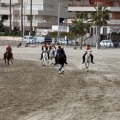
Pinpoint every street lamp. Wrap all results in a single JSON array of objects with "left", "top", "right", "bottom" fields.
[
  {"left": 44, "top": 20, "right": 46, "bottom": 30},
  {"left": 57, "top": 2, "right": 61, "bottom": 41},
  {"left": 63, "top": 20, "right": 65, "bottom": 26},
  {"left": 96, "top": 1, "right": 98, "bottom": 49}
]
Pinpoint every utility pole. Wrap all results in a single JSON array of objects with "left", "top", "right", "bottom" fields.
[
  {"left": 96, "top": 1, "right": 100, "bottom": 49},
  {"left": 30, "top": 0, "right": 32, "bottom": 35},
  {"left": 10, "top": 0, "right": 11, "bottom": 33},
  {"left": 57, "top": 2, "right": 60, "bottom": 41},
  {"left": 21, "top": 0, "right": 23, "bottom": 37}
]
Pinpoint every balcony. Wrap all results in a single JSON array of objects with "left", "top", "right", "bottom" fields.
[
  {"left": 108, "top": 19, "right": 120, "bottom": 26},
  {"left": 68, "top": 6, "right": 120, "bottom": 12},
  {"left": 0, "top": 7, "right": 11, "bottom": 14},
  {"left": 1, "top": 0, "right": 21, "bottom": 4}
]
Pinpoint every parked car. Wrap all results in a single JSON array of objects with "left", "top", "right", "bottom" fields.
[
  {"left": 32, "top": 37, "right": 44, "bottom": 44},
  {"left": 23, "top": 36, "right": 34, "bottom": 44},
  {"left": 100, "top": 40, "right": 114, "bottom": 47},
  {"left": 44, "top": 36, "right": 52, "bottom": 44},
  {"left": 57, "top": 38, "right": 72, "bottom": 45}
]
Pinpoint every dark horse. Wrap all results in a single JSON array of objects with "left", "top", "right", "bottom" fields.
[
  {"left": 57, "top": 49, "right": 66, "bottom": 74},
  {"left": 4, "top": 51, "right": 13, "bottom": 65}
]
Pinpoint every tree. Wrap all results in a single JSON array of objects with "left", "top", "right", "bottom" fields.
[
  {"left": 0, "top": 20, "right": 4, "bottom": 32},
  {"left": 91, "top": 4, "right": 110, "bottom": 49},
  {"left": 70, "top": 12, "right": 91, "bottom": 49}
]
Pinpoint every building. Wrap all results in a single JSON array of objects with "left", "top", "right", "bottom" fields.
[
  {"left": 0, "top": 0, "right": 120, "bottom": 38},
  {"left": 67, "top": 0, "right": 120, "bottom": 37},
  {"left": 0, "top": 0, "right": 74, "bottom": 33}
]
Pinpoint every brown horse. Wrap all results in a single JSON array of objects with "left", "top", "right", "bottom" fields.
[{"left": 4, "top": 51, "right": 13, "bottom": 65}]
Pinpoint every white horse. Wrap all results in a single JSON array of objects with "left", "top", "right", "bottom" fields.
[
  {"left": 49, "top": 46, "right": 56, "bottom": 65},
  {"left": 42, "top": 47, "right": 49, "bottom": 66},
  {"left": 85, "top": 50, "right": 91, "bottom": 71}
]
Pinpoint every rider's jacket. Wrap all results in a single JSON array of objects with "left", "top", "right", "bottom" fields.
[
  {"left": 6, "top": 45, "right": 12, "bottom": 53},
  {"left": 84, "top": 46, "right": 92, "bottom": 53},
  {"left": 42, "top": 44, "right": 48, "bottom": 51}
]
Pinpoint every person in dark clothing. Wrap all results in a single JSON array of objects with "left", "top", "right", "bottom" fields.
[{"left": 54, "top": 46, "right": 68, "bottom": 65}]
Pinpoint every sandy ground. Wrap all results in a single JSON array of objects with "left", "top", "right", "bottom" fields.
[{"left": 0, "top": 45, "right": 120, "bottom": 120}]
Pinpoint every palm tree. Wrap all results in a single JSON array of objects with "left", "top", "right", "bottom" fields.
[
  {"left": 70, "top": 20, "right": 79, "bottom": 49},
  {"left": 70, "top": 12, "right": 91, "bottom": 49},
  {"left": 91, "top": 4, "right": 110, "bottom": 49}
]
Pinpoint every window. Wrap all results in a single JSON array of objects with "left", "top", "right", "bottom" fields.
[
  {"left": 2, "top": 15, "right": 8, "bottom": 20},
  {"left": 103, "top": 28, "right": 107, "bottom": 35}
]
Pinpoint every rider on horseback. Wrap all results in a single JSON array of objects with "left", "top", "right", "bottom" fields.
[
  {"left": 82, "top": 45, "right": 94, "bottom": 64},
  {"left": 3, "top": 44, "right": 14, "bottom": 59},
  {"left": 54, "top": 46, "right": 68, "bottom": 65},
  {"left": 40, "top": 42, "right": 49, "bottom": 60}
]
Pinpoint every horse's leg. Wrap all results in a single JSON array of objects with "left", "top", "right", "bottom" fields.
[
  {"left": 49, "top": 56, "right": 52, "bottom": 65},
  {"left": 59, "top": 64, "right": 62, "bottom": 73},
  {"left": 7, "top": 59, "right": 9, "bottom": 66},
  {"left": 46, "top": 56, "right": 49, "bottom": 66},
  {"left": 5, "top": 59, "right": 6, "bottom": 64},
  {"left": 85, "top": 62, "right": 88, "bottom": 71},
  {"left": 11, "top": 58, "right": 13, "bottom": 64},
  {"left": 61, "top": 63, "right": 64, "bottom": 73},
  {"left": 45, "top": 54, "right": 49, "bottom": 66},
  {"left": 45, "top": 57, "right": 47, "bottom": 66}
]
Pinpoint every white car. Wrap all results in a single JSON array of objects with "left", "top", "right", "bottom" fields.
[
  {"left": 32, "top": 37, "right": 44, "bottom": 44},
  {"left": 100, "top": 40, "right": 114, "bottom": 47},
  {"left": 57, "top": 38, "right": 72, "bottom": 45},
  {"left": 23, "top": 36, "right": 34, "bottom": 44}
]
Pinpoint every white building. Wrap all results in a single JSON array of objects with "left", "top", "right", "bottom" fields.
[
  {"left": 0, "top": 0, "right": 75, "bottom": 32},
  {"left": 67, "top": 0, "right": 120, "bottom": 36},
  {"left": 0, "top": 0, "right": 120, "bottom": 37}
]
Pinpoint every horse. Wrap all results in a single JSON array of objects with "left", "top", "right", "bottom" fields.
[
  {"left": 49, "top": 46, "right": 56, "bottom": 65},
  {"left": 42, "top": 47, "right": 49, "bottom": 66},
  {"left": 4, "top": 51, "right": 13, "bottom": 65},
  {"left": 57, "top": 50, "right": 65, "bottom": 74},
  {"left": 84, "top": 50, "right": 91, "bottom": 71}
]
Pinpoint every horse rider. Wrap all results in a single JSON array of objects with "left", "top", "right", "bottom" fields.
[
  {"left": 50, "top": 44, "right": 56, "bottom": 57},
  {"left": 54, "top": 46, "right": 68, "bottom": 65},
  {"left": 82, "top": 45, "right": 94, "bottom": 64},
  {"left": 3, "top": 44, "right": 14, "bottom": 59},
  {"left": 40, "top": 42, "right": 49, "bottom": 60}
]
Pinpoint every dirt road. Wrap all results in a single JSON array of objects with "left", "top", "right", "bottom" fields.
[{"left": 0, "top": 45, "right": 120, "bottom": 120}]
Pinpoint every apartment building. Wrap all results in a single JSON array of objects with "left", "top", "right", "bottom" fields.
[
  {"left": 0, "top": 0, "right": 120, "bottom": 36},
  {"left": 67, "top": 0, "right": 120, "bottom": 36},
  {"left": 0, "top": 0, "right": 75, "bottom": 32}
]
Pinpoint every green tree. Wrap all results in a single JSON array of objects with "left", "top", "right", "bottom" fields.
[
  {"left": 91, "top": 5, "right": 110, "bottom": 49},
  {"left": 0, "top": 20, "right": 4, "bottom": 32},
  {"left": 70, "top": 12, "right": 91, "bottom": 49}
]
